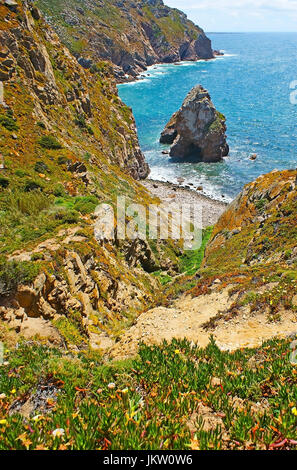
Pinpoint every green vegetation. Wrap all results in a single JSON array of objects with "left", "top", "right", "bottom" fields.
[
  {"left": 0, "top": 259, "right": 40, "bottom": 295},
  {"left": 255, "top": 198, "right": 269, "bottom": 212},
  {"left": 0, "top": 189, "right": 86, "bottom": 254},
  {"left": 53, "top": 315, "right": 86, "bottom": 347},
  {"left": 0, "top": 336, "right": 296, "bottom": 450},
  {"left": 208, "top": 114, "right": 224, "bottom": 133},
  {"left": 180, "top": 227, "right": 213, "bottom": 275},
  {"left": 152, "top": 270, "right": 172, "bottom": 286},
  {"left": 0, "top": 177, "right": 9, "bottom": 189},
  {"left": 34, "top": 161, "right": 50, "bottom": 174},
  {"left": 0, "top": 114, "right": 19, "bottom": 132},
  {"left": 24, "top": 180, "right": 44, "bottom": 192},
  {"left": 38, "top": 135, "right": 62, "bottom": 150},
  {"left": 55, "top": 195, "right": 99, "bottom": 215},
  {"left": 36, "top": 0, "right": 205, "bottom": 78}
]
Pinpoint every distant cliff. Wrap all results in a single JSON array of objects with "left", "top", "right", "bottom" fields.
[{"left": 35, "top": 0, "right": 214, "bottom": 81}]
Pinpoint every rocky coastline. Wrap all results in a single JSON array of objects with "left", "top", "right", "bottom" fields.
[
  {"left": 116, "top": 50, "right": 225, "bottom": 84},
  {"left": 34, "top": 0, "right": 219, "bottom": 83},
  {"left": 142, "top": 178, "right": 228, "bottom": 228}
]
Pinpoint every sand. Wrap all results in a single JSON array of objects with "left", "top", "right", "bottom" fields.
[{"left": 141, "top": 179, "right": 229, "bottom": 228}]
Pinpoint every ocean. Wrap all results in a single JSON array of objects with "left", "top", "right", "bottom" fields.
[{"left": 118, "top": 33, "right": 297, "bottom": 202}]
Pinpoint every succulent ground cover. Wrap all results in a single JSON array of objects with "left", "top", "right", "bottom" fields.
[{"left": 0, "top": 333, "right": 296, "bottom": 450}]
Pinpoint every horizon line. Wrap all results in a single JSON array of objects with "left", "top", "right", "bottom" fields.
[{"left": 207, "top": 31, "right": 297, "bottom": 33}]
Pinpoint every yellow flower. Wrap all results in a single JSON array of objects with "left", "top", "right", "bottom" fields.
[
  {"left": 11, "top": 389, "right": 16, "bottom": 394},
  {"left": 174, "top": 349, "right": 181, "bottom": 354},
  {"left": 292, "top": 407, "right": 297, "bottom": 416},
  {"left": 0, "top": 419, "right": 7, "bottom": 425},
  {"left": 32, "top": 415, "right": 43, "bottom": 422},
  {"left": 189, "top": 438, "right": 199, "bottom": 450}
]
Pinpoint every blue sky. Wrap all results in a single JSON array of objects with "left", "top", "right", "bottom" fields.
[{"left": 165, "top": 0, "right": 297, "bottom": 32}]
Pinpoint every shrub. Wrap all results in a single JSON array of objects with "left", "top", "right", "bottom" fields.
[
  {"left": 53, "top": 206, "right": 79, "bottom": 224},
  {"left": 52, "top": 184, "right": 66, "bottom": 197},
  {"left": 57, "top": 156, "right": 68, "bottom": 165},
  {"left": 8, "top": 189, "right": 51, "bottom": 215},
  {"left": 255, "top": 198, "right": 268, "bottom": 212},
  {"left": 73, "top": 196, "right": 98, "bottom": 215},
  {"left": 36, "top": 121, "right": 46, "bottom": 129},
  {"left": 0, "top": 177, "right": 9, "bottom": 189},
  {"left": 54, "top": 311, "right": 86, "bottom": 346},
  {"left": 0, "top": 114, "right": 19, "bottom": 132},
  {"left": 0, "top": 259, "right": 40, "bottom": 295},
  {"left": 38, "top": 135, "right": 62, "bottom": 150},
  {"left": 14, "top": 169, "right": 27, "bottom": 177},
  {"left": 31, "top": 252, "right": 44, "bottom": 261},
  {"left": 34, "top": 161, "right": 50, "bottom": 173},
  {"left": 74, "top": 115, "right": 94, "bottom": 135},
  {"left": 55, "top": 196, "right": 99, "bottom": 215},
  {"left": 180, "top": 226, "right": 213, "bottom": 275},
  {"left": 61, "top": 209, "right": 79, "bottom": 224},
  {"left": 74, "top": 114, "right": 87, "bottom": 128},
  {"left": 24, "top": 180, "right": 44, "bottom": 192},
  {"left": 83, "top": 152, "right": 92, "bottom": 162}
]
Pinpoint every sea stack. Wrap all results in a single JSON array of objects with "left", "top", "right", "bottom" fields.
[{"left": 160, "top": 85, "right": 229, "bottom": 163}]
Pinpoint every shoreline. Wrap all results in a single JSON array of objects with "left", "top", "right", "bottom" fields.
[
  {"left": 117, "top": 52, "right": 225, "bottom": 85},
  {"left": 141, "top": 178, "right": 229, "bottom": 228}
]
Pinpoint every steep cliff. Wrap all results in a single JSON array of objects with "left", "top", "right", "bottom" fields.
[
  {"left": 0, "top": 0, "right": 181, "bottom": 348},
  {"left": 193, "top": 168, "right": 297, "bottom": 326},
  {"left": 34, "top": 0, "right": 214, "bottom": 81}
]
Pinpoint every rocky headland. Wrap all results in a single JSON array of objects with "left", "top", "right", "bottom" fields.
[
  {"left": 160, "top": 85, "right": 229, "bottom": 162},
  {"left": 34, "top": 0, "right": 215, "bottom": 81}
]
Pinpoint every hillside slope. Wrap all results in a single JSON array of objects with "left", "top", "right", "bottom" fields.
[
  {"left": 34, "top": 0, "right": 214, "bottom": 81},
  {"left": 111, "top": 169, "right": 297, "bottom": 358},
  {"left": 1, "top": 169, "right": 297, "bottom": 450},
  {"left": 0, "top": 0, "right": 181, "bottom": 348}
]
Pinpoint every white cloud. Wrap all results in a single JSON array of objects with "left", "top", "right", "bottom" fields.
[
  {"left": 165, "top": 0, "right": 297, "bottom": 31},
  {"left": 166, "top": 0, "right": 297, "bottom": 12}
]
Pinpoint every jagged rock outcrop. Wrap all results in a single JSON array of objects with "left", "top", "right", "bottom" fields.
[
  {"left": 34, "top": 0, "right": 214, "bottom": 81},
  {"left": 160, "top": 85, "right": 229, "bottom": 162}
]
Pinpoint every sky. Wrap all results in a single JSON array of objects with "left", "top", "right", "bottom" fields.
[{"left": 165, "top": 0, "right": 297, "bottom": 32}]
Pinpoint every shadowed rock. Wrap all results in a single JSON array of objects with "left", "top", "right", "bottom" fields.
[{"left": 160, "top": 85, "right": 229, "bottom": 163}]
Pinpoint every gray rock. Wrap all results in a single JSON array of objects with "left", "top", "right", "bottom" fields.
[{"left": 160, "top": 85, "right": 229, "bottom": 163}]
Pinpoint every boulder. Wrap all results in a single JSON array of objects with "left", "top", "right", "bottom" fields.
[
  {"left": 4, "top": 0, "right": 18, "bottom": 13},
  {"left": 160, "top": 85, "right": 229, "bottom": 163}
]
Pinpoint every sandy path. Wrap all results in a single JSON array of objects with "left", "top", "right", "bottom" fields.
[{"left": 110, "top": 287, "right": 297, "bottom": 359}]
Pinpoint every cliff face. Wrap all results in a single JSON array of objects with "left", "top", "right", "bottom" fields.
[
  {"left": 191, "top": 169, "right": 297, "bottom": 326},
  {"left": 0, "top": 1, "right": 149, "bottom": 180},
  {"left": 0, "top": 1, "right": 181, "bottom": 348},
  {"left": 34, "top": 0, "right": 214, "bottom": 81}
]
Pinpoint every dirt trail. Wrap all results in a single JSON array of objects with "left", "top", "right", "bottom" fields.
[{"left": 110, "top": 287, "right": 297, "bottom": 359}]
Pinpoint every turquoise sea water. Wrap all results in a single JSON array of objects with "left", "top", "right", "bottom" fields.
[{"left": 118, "top": 33, "right": 297, "bottom": 202}]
